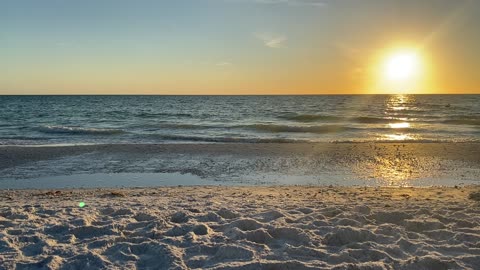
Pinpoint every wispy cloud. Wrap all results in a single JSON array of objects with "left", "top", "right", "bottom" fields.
[
  {"left": 216, "top": 61, "right": 233, "bottom": 67},
  {"left": 255, "top": 32, "right": 287, "bottom": 48},
  {"left": 230, "top": 0, "right": 327, "bottom": 7},
  {"left": 261, "top": 0, "right": 326, "bottom": 6}
]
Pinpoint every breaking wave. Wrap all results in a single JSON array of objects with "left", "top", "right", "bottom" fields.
[
  {"left": 152, "top": 134, "right": 302, "bottom": 143},
  {"left": 279, "top": 114, "right": 406, "bottom": 124},
  {"left": 244, "top": 124, "right": 356, "bottom": 134},
  {"left": 442, "top": 119, "right": 480, "bottom": 126},
  {"left": 37, "top": 126, "right": 125, "bottom": 135},
  {"left": 279, "top": 114, "right": 344, "bottom": 122}
]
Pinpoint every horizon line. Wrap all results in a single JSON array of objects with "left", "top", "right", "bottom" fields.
[{"left": 1, "top": 93, "right": 479, "bottom": 96}]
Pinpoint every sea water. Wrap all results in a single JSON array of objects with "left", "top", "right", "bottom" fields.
[{"left": 1, "top": 95, "right": 478, "bottom": 145}]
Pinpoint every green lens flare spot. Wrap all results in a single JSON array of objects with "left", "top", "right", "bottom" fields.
[{"left": 78, "top": 202, "right": 86, "bottom": 208}]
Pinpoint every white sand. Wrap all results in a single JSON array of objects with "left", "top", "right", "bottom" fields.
[{"left": 1, "top": 186, "right": 480, "bottom": 269}]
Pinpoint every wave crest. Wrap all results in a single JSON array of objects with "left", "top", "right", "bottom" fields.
[
  {"left": 280, "top": 114, "right": 405, "bottom": 124},
  {"left": 245, "top": 124, "right": 354, "bottom": 133},
  {"left": 37, "top": 126, "right": 125, "bottom": 135},
  {"left": 442, "top": 119, "right": 480, "bottom": 126},
  {"left": 136, "top": 112, "right": 193, "bottom": 118},
  {"left": 153, "top": 134, "right": 300, "bottom": 143},
  {"left": 279, "top": 114, "right": 343, "bottom": 122}
]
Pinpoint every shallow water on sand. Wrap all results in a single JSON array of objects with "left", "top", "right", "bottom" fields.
[
  {"left": 0, "top": 173, "right": 216, "bottom": 189},
  {"left": 1, "top": 143, "right": 479, "bottom": 188}
]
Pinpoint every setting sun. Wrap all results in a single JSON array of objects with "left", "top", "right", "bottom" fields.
[
  {"left": 384, "top": 51, "right": 420, "bottom": 81},
  {"left": 371, "top": 47, "right": 427, "bottom": 94}
]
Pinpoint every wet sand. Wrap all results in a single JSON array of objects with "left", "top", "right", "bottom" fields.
[
  {"left": 2, "top": 142, "right": 480, "bottom": 169},
  {"left": 1, "top": 143, "right": 479, "bottom": 186}
]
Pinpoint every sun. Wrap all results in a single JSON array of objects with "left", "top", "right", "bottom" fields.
[
  {"left": 384, "top": 50, "right": 420, "bottom": 81},
  {"left": 369, "top": 47, "right": 426, "bottom": 94}
]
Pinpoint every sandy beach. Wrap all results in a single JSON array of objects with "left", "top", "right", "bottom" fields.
[
  {"left": 1, "top": 186, "right": 480, "bottom": 269},
  {"left": 1, "top": 142, "right": 479, "bottom": 269}
]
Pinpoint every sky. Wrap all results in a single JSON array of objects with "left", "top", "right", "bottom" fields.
[{"left": 1, "top": 0, "right": 479, "bottom": 95}]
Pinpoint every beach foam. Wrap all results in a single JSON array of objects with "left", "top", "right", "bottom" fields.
[{"left": 37, "top": 125, "right": 125, "bottom": 135}]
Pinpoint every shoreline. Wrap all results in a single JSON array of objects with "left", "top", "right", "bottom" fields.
[
  {"left": 1, "top": 140, "right": 480, "bottom": 158},
  {"left": 1, "top": 186, "right": 480, "bottom": 269},
  {"left": 1, "top": 142, "right": 479, "bottom": 187}
]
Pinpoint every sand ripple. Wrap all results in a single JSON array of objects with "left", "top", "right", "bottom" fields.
[{"left": 1, "top": 186, "right": 480, "bottom": 269}]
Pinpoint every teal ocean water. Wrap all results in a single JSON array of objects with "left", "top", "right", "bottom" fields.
[{"left": 0, "top": 95, "right": 479, "bottom": 145}]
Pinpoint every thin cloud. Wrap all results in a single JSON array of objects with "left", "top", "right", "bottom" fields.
[
  {"left": 232, "top": 0, "right": 327, "bottom": 7},
  {"left": 255, "top": 32, "right": 287, "bottom": 48},
  {"left": 216, "top": 61, "right": 233, "bottom": 67}
]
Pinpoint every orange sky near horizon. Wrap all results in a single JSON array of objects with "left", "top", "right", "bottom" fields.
[{"left": 1, "top": 0, "right": 479, "bottom": 95}]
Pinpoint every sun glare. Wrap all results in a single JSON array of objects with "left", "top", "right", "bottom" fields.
[
  {"left": 371, "top": 47, "right": 426, "bottom": 94},
  {"left": 389, "top": 122, "right": 410, "bottom": 129},
  {"left": 384, "top": 51, "right": 420, "bottom": 81}
]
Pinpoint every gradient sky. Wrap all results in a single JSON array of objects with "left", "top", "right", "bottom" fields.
[{"left": 1, "top": 0, "right": 479, "bottom": 94}]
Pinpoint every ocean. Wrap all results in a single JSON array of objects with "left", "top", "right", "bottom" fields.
[{"left": 0, "top": 95, "right": 478, "bottom": 146}]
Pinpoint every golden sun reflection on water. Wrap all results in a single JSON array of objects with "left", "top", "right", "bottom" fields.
[
  {"left": 355, "top": 144, "right": 429, "bottom": 187},
  {"left": 362, "top": 156, "right": 417, "bottom": 186},
  {"left": 388, "top": 122, "right": 410, "bottom": 129},
  {"left": 382, "top": 134, "right": 414, "bottom": 141},
  {"left": 386, "top": 94, "right": 411, "bottom": 110},
  {"left": 361, "top": 94, "right": 424, "bottom": 185},
  {"left": 381, "top": 95, "right": 415, "bottom": 141}
]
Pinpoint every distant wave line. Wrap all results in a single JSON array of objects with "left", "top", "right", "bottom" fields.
[
  {"left": 148, "top": 134, "right": 302, "bottom": 143},
  {"left": 36, "top": 126, "right": 125, "bottom": 135}
]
